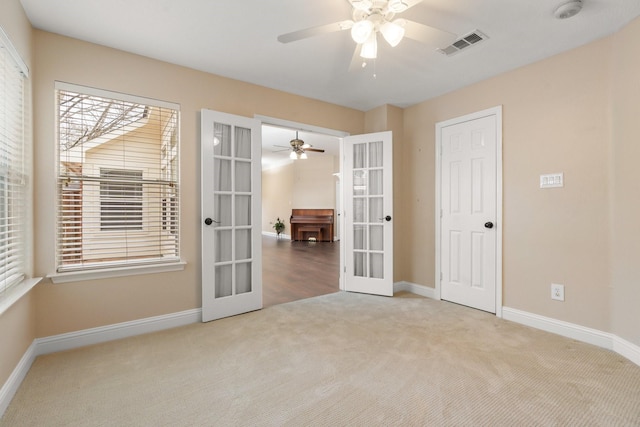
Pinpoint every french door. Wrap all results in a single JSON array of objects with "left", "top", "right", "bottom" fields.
[
  {"left": 201, "top": 109, "right": 262, "bottom": 322},
  {"left": 343, "top": 131, "right": 394, "bottom": 297}
]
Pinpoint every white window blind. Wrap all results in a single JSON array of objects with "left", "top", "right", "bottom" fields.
[
  {"left": 0, "top": 28, "right": 29, "bottom": 299},
  {"left": 56, "top": 84, "right": 180, "bottom": 272}
]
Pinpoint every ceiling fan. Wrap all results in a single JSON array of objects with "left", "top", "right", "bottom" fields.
[
  {"left": 277, "top": 0, "right": 457, "bottom": 64},
  {"left": 274, "top": 131, "right": 325, "bottom": 160}
]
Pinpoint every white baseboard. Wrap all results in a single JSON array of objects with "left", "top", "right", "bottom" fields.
[
  {"left": 613, "top": 335, "right": 640, "bottom": 367},
  {"left": 34, "top": 308, "right": 201, "bottom": 356},
  {"left": 1, "top": 308, "right": 201, "bottom": 418},
  {"left": 503, "top": 306, "right": 613, "bottom": 349},
  {"left": 262, "top": 231, "right": 291, "bottom": 240},
  {"left": 0, "top": 342, "right": 36, "bottom": 417},
  {"left": 394, "top": 281, "right": 437, "bottom": 299}
]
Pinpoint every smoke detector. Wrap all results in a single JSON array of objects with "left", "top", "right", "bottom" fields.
[{"left": 554, "top": 0, "right": 583, "bottom": 19}]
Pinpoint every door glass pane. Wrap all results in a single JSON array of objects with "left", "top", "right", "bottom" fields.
[
  {"left": 235, "top": 127, "right": 252, "bottom": 159},
  {"left": 354, "top": 252, "right": 366, "bottom": 277},
  {"left": 353, "top": 144, "right": 366, "bottom": 168},
  {"left": 369, "top": 141, "right": 383, "bottom": 167},
  {"left": 235, "top": 229, "right": 251, "bottom": 260},
  {"left": 370, "top": 225, "right": 383, "bottom": 251},
  {"left": 354, "top": 225, "right": 366, "bottom": 250},
  {"left": 369, "top": 170, "right": 382, "bottom": 195},
  {"left": 214, "top": 194, "right": 232, "bottom": 226},
  {"left": 235, "top": 161, "right": 251, "bottom": 192},
  {"left": 235, "top": 195, "right": 251, "bottom": 226},
  {"left": 353, "top": 198, "right": 366, "bottom": 222},
  {"left": 214, "top": 123, "right": 231, "bottom": 157},
  {"left": 215, "top": 230, "right": 232, "bottom": 262},
  {"left": 215, "top": 264, "right": 232, "bottom": 297},
  {"left": 236, "top": 262, "right": 252, "bottom": 294},
  {"left": 370, "top": 253, "right": 383, "bottom": 279},
  {"left": 353, "top": 170, "right": 367, "bottom": 195},
  {"left": 214, "top": 159, "right": 231, "bottom": 191},
  {"left": 369, "top": 197, "right": 382, "bottom": 223}
]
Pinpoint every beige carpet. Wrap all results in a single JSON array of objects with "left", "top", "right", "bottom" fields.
[{"left": 2, "top": 292, "right": 640, "bottom": 426}]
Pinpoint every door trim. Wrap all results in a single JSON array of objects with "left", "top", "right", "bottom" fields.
[
  {"left": 254, "top": 115, "right": 349, "bottom": 291},
  {"left": 435, "top": 106, "right": 503, "bottom": 318}
]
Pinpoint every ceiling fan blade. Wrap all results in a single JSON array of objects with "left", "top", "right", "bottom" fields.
[
  {"left": 400, "top": 0, "right": 424, "bottom": 11},
  {"left": 305, "top": 148, "right": 325, "bottom": 153},
  {"left": 402, "top": 19, "right": 457, "bottom": 48},
  {"left": 278, "top": 20, "right": 354, "bottom": 44}
]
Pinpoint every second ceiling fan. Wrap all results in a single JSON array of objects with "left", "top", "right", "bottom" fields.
[{"left": 275, "top": 131, "right": 325, "bottom": 160}]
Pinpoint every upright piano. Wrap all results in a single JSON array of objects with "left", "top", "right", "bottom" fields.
[{"left": 290, "top": 208, "right": 334, "bottom": 242}]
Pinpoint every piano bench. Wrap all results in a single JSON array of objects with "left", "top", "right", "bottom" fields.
[{"left": 297, "top": 226, "right": 322, "bottom": 242}]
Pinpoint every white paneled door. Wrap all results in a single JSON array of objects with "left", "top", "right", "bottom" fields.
[
  {"left": 201, "top": 109, "right": 262, "bottom": 322},
  {"left": 343, "top": 131, "right": 393, "bottom": 297},
  {"left": 439, "top": 112, "right": 499, "bottom": 313}
]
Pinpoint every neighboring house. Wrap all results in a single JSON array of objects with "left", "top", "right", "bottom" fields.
[{"left": 57, "top": 96, "right": 178, "bottom": 269}]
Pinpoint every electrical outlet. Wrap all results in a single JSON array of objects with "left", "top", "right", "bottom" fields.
[{"left": 551, "top": 283, "right": 565, "bottom": 301}]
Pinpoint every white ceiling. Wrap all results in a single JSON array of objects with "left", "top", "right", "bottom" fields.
[
  {"left": 20, "top": 0, "right": 640, "bottom": 112},
  {"left": 19, "top": 0, "right": 640, "bottom": 165},
  {"left": 261, "top": 125, "right": 341, "bottom": 171}
]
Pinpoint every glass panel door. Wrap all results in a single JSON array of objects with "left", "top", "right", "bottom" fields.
[
  {"left": 343, "top": 131, "right": 393, "bottom": 296},
  {"left": 202, "top": 110, "right": 262, "bottom": 321}
]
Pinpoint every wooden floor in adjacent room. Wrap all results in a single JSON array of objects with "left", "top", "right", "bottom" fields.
[{"left": 262, "top": 235, "right": 340, "bottom": 308}]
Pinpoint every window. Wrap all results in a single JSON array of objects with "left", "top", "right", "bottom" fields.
[
  {"left": 56, "top": 83, "right": 180, "bottom": 273},
  {"left": 0, "top": 27, "right": 30, "bottom": 300},
  {"left": 100, "top": 169, "right": 143, "bottom": 231}
]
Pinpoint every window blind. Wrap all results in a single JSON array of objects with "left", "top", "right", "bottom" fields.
[
  {"left": 56, "top": 84, "right": 180, "bottom": 272},
  {"left": 0, "top": 28, "right": 29, "bottom": 298}
]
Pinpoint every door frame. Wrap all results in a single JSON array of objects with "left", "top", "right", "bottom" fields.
[
  {"left": 254, "top": 115, "right": 349, "bottom": 291},
  {"left": 434, "top": 106, "right": 503, "bottom": 317}
]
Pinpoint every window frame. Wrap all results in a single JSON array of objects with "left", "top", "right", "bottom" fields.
[
  {"left": 0, "top": 26, "right": 41, "bottom": 315},
  {"left": 49, "top": 82, "right": 185, "bottom": 284}
]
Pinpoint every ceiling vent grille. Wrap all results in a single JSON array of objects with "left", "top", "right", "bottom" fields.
[{"left": 438, "top": 30, "right": 488, "bottom": 56}]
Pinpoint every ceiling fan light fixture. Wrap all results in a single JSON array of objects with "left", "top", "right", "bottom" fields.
[
  {"left": 289, "top": 150, "right": 297, "bottom": 160},
  {"left": 351, "top": 19, "right": 374, "bottom": 44},
  {"left": 388, "top": 0, "right": 409, "bottom": 13},
  {"left": 300, "top": 152, "right": 308, "bottom": 160},
  {"left": 360, "top": 33, "right": 378, "bottom": 59},
  {"left": 350, "top": 0, "right": 373, "bottom": 12},
  {"left": 380, "top": 19, "right": 405, "bottom": 47}
]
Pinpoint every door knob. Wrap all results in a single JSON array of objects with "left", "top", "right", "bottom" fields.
[
  {"left": 484, "top": 221, "right": 494, "bottom": 229},
  {"left": 384, "top": 215, "right": 392, "bottom": 222},
  {"left": 204, "top": 218, "right": 213, "bottom": 225}
]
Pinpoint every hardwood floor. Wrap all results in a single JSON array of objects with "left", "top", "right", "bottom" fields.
[{"left": 262, "top": 235, "right": 340, "bottom": 308}]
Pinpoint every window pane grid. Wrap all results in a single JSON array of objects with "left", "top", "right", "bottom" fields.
[{"left": 56, "top": 87, "right": 180, "bottom": 272}]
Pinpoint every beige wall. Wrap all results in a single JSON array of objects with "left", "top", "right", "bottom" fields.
[
  {"left": 402, "top": 37, "right": 613, "bottom": 331},
  {"left": 32, "top": 30, "right": 364, "bottom": 337},
  {"left": 0, "top": 0, "right": 34, "bottom": 392},
  {"left": 610, "top": 18, "right": 640, "bottom": 346},
  {"left": 292, "top": 155, "right": 337, "bottom": 210},
  {"left": 262, "top": 155, "right": 338, "bottom": 236},
  {"left": 262, "top": 163, "right": 295, "bottom": 235}
]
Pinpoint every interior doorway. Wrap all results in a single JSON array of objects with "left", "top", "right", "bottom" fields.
[{"left": 258, "top": 117, "right": 346, "bottom": 307}]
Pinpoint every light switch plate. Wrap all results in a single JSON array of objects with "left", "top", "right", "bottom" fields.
[{"left": 540, "top": 173, "right": 564, "bottom": 188}]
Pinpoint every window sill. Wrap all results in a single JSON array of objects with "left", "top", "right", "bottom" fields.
[
  {"left": 0, "top": 277, "right": 43, "bottom": 317},
  {"left": 47, "top": 261, "right": 187, "bottom": 284}
]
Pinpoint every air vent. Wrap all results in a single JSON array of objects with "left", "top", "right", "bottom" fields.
[{"left": 437, "top": 30, "right": 488, "bottom": 56}]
